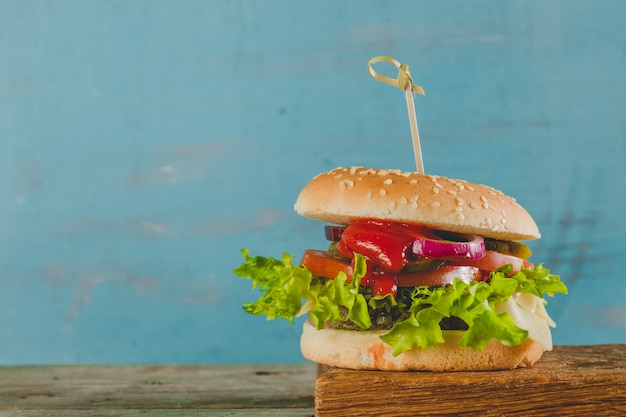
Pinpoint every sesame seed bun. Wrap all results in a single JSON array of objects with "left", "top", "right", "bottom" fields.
[
  {"left": 300, "top": 321, "right": 546, "bottom": 371},
  {"left": 294, "top": 166, "right": 540, "bottom": 241}
]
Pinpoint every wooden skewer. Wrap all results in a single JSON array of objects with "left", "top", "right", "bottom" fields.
[{"left": 368, "top": 56, "right": 426, "bottom": 174}]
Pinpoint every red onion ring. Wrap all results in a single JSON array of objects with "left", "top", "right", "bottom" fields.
[
  {"left": 324, "top": 225, "right": 345, "bottom": 241},
  {"left": 325, "top": 224, "right": 486, "bottom": 261},
  {"left": 411, "top": 231, "right": 486, "bottom": 260}
]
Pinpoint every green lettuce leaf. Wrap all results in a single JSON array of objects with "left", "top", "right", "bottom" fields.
[
  {"left": 233, "top": 249, "right": 372, "bottom": 329},
  {"left": 232, "top": 249, "right": 312, "bottom": 323},
  {"left": 234, "top": 249, "right": 567, "bottom": 356}
]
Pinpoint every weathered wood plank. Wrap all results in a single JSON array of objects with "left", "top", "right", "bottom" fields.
[
  {"left": 316, "top": 345, "right": 626, "bottom": 416},
  {"left": 0, "top": 409, "right": 314, "bottom": 416},
  {"left": 0, "top": 364, "right": 316, "bottom": 411}
]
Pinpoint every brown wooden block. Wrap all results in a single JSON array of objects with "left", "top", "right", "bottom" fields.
[{"left": 315, "top": 344, "right": 626, "bottom": 416}]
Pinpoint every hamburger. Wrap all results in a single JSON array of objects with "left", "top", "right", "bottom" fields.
[{"left": 234, "top": 166, "right": 567, "bottom": 371}]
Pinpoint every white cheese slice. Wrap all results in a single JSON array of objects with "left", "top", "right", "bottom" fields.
[
  {"left": 495, "top": 293, "right": 556, "bottom": 351},
  {"left": 512, "top": 292, "right": 556, "bottom": 327}
]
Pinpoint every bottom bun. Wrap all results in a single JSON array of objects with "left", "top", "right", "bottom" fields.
[{"left": 300, "top": 321, "right": 546, "bottom": 371}]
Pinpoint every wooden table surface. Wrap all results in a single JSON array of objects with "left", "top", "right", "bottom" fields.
[
  {"left": 1, "top": 345, "right": 625, "bottom": 416},
  {"left": 0, "top": 363, "right": 317, "bottom": 416}
]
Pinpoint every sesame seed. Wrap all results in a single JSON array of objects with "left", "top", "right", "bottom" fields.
[
  {"left": 456, "top": 213, "right": 466, "bottom": 221},
  {"left": 483, "top": 202, "right": 489, "bottom": 209},
  {"left": 400, "top": 197, "right": 408, "bottom": 205},
  {"left": 501, "top": 218, "right": 507, "bottom": 224},
  {"left": 378, "top": 170, "right": 389, "bottom": 176},
  {"left": 455, "top": 197, "right": 464, "bottom": 206},
  {"left": 409, "top": 179, "right": 418, "bottom": 184},
  {"left": 431, "top": 201, "right": 441, "bottom": 207},
  {"left": 346, "top": 180, "right": 355, "bottom": 187},
  {"left": 457, "top": 183, "right": 465, "bottom": 190},
  {"left": 383, "top": 179, "right": 393, "bottom": 185},
  {"left": 480, "top": 196, "right": 488, "bottom": 202},
  {"left": 432, "top": 187, "right": 440, "bottom": 194},
  {"left": 380, "top": 189, "right": 387, "bottom": 196},
  {"left": 447, "top": 189, "right": 457, "bottom": 195},
  {"left": 411, "top": 202, "right": 419, "bottom": 209},
  {"left": 390, "top": 201, "right": 397, "bottom": 209},
  {"left": 501, "top": 210, "right": 507, "bottom": 217},
  {"left": 334, "top": 174, "right": 343, "bottom": 179},
  {"left": 469, "top": 202, "right": 479, "bottom": 209},
  {"left": 491, "top": 224, "right": 500, "bottom": 232},
  {"left": 435, "top": 183, "right": 444, "bottom": 189},
  {"left": 401, "top": 172, "right": 411, "bottom": 177},
  {"left": 486, "top": 217, "right": 493, "bottom": 226},
  {"left": 466, "top": 185, "right": 474, "bottom": 191},
  {"left": 410, "top": 195, "right": 419, "bottom": 202},
  {"left": 366, "top": 191, "right": 373, "bottom": 199},
  {"left": 339, "top": 181, "right": 346, "bottom": 190},
  {"left": 455, "top": 207, "right": 463, "bottom": 213}
]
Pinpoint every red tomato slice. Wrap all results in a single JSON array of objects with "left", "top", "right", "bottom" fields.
[
  {"left": 300, "top": 250, "right": 352, "bottom": 280},
  {"left": 396, "top": 265, "right": 482, "bottom": 287},
  {"left": 300, "top": 250, "right": 482, "bottom": 288},
  {"left": 449, "top": 250, "right": 527, "bottom": 274}
]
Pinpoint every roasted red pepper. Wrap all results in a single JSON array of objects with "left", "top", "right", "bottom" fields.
[{"left": 340, "top": 220, "right": 423, "bottom": 273}]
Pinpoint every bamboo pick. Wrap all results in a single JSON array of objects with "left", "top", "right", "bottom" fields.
[{"left": 367, "top": 56, "right": 426, "bottom": 174}]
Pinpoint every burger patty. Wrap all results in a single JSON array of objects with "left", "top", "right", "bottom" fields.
[{"left": 330, "top": 305, "right": 469, "bottom": 332}]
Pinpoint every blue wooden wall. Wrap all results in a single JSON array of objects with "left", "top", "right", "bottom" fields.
[{"left": 1, "top": 1, "right": 624, "bottom": 365}]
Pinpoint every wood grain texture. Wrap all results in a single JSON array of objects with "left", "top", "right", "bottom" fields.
[
  {"left": 0, "top": 364, "right": 315, "bottom": 412},
  {"left": 315, "top": 345, "right": 626, "bottom": 416},
  {"left": 0, "top": 411, "right": 313, "bottom": 417}
]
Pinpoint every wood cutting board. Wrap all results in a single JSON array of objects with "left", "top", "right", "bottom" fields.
[{"left": 315, "top": 344, "right": 626, "bottom": 416}]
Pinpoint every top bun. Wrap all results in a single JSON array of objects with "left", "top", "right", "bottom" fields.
[{"left": 294, "top": 167, "right": 540, "bottom": 241}]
